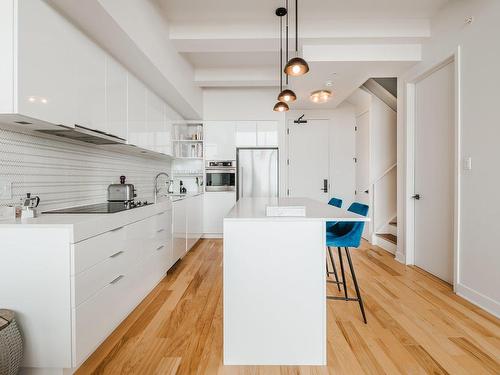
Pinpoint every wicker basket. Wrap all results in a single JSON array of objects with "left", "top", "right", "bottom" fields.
[{"left": 0, "top": 310, "right": 23, "bottom": 375}]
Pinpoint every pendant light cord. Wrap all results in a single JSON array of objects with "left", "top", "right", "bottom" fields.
[
  {"left": 295, "top": 0, "right": 298, "bottom": 53},
  {"left": 286, "top": 0, "right": 289, "bottom": 85},
  {"left": 279, "top": 13, "right": 283, "bottom": 92}
]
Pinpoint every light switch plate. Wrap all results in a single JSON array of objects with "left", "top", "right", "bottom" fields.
[
  {"left": 0, "top": 178, "right": 12, "bottom": 199},
  {"left": 463, "top": 157, "right": 472, "bottom": 171}
]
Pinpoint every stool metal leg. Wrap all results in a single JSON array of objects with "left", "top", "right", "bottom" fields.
[
  {"left": 327, "top": 246, "right": 341, "bottom": 291},
  {"left": 345, "top": 247, "right": 367, "bottom": 324},
  {"left": 337, "top": 247, "right": 348, "bottom": 300}
]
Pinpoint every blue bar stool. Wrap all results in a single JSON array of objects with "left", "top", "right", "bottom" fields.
[
  {"left": 326, "top": 197, "right": 342, "bottom": 291},
  {"left": 326, "top": 202, "right": 369, "bottom": 324}
]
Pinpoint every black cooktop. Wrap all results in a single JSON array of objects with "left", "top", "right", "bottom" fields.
[{"left": 43, "top": 201, "right": 151, "bottom": 214}]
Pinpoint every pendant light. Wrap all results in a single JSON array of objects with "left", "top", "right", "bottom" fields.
[
  {"left": 278, "top": 0, "right": 297, "bottom": 103},
  {"left": 284, "top": 0, "right": 309, "bottom": 76},
  {"left": 273, "top": 7, "right": 289, "bottom": 112}
]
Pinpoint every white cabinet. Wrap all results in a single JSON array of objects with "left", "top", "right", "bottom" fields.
[
  {"left": 203, "top": 191, "right": 236, "bottom": 235},
  {"left": 74, "top": 37, "right": 106, "bottom": 133},
  {"left": 127, "top": 73, "right": 148, "bottom": 148},
  {"left": 1, "top": 0, "right": 179, "bottom": 157},
  {"left": 172, "top": 198, "right": 187, "bottom": 262},
  {"left": 236, "top": 121, "right": 257, "bottom": 147},
  {"left": 204, "top": 121, "right": 236, "bottom": 160},
  {"left": 105, "top": 56, "right": 128, "bottom": 140},
  {"left": 187, "top": 194, "right": 204, "bottom": 249},
  {"left": 146, "top": 90, "right": 166, "bottom": 153},
  {"left": 257, "top": 121, "right": 279, "bottom": 146},
  {"left": 15, "top": 0, "right": 78, "bottom": 127}
]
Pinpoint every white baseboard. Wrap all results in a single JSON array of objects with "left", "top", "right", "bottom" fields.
[
  {"left": 373, "top": 236, "right": 396, "bottom": 254},
  {"left": 394, "top": 251, "right": 406, "bottom": 264},
  {"left": 455, "top": 283, "right": 500, "bottom": 318},
  {"left": 202, "top": 233, "right": 223, "bottom": 239}
]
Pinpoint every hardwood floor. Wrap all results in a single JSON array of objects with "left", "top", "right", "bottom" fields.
[{"left": 76, "top": 239, "right": 500, "bottom": 375}]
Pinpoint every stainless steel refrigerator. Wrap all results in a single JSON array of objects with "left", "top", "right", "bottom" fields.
[{"left": 236, "top": 147, "right": 279, "bottom": 200}]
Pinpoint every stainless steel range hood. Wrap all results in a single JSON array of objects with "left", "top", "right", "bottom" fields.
[{"left": 37, "top": 124, "right": 126, "bottom": 145}]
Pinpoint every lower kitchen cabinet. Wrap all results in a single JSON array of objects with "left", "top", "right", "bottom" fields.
[
  {"left": 203, "top": 191, "right": 237, "bottom": 236},
  {"left": 0, "top": 202, "right": 173, "bottom": 373},
  {"left": 172, "top": 198, "right": 187, "bottom": 263},
  {"left": 172, "top": 194, "right": 204, "bottom": 263}
]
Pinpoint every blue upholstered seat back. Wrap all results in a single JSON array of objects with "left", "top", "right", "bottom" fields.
[
  {"left": 327, "top": 202, "right": 369, "bottom": 248},
  {"left": 328, "top": 197, "right": 343, "bottom": 208}
]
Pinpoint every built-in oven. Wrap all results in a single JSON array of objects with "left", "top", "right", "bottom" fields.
[{"left": 205, "top": 160, "right": 236, "bottom": 192}]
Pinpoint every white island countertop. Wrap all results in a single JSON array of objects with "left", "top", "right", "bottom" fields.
[{"left": 225, "top": 197, "right": 369, "bottom": 222}]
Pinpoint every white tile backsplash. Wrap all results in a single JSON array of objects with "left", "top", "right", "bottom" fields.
[{"left": 0, "top": 124, "right": 171, "bottom": 211}]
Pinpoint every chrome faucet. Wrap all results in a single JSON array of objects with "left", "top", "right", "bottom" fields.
[{"left": 154, "top": 172, "right": 170, "bottom": 203}]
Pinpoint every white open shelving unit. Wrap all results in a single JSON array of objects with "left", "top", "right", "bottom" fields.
[{"left": 171, "top": 122, "right": 204, "bottom": 193}]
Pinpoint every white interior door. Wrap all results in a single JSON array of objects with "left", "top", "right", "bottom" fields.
[
  {"left": 414, "top": 61, "right": 454, "bottom": 283},
  {"left": 355, "top": 111, "right": 370, "bottom": 239},
  {"left": 287, "top": 119, "right": 330, "bottom": 202}
]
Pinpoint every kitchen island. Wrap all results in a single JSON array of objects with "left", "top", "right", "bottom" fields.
[{"left": 223, "top": 197, "right": 369, "bottom": 365}]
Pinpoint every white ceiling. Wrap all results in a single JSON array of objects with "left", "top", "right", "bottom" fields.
[
  {"left": 153, "top": 0, "right": 450, "bottom": 109},
  {"left": 156, "top": 0, "right": 449, "bottom": 22}
]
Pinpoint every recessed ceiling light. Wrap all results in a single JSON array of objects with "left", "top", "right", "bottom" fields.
[{"left": 310, "top": 90, "right": 333, "bottom": 104}]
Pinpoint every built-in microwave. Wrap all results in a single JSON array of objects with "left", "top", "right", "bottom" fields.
[{"left": 205, "top": 160, "right": 236, "bottom": 192}]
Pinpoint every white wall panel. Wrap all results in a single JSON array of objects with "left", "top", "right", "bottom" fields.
[{"left": 0, "top": 125, "right": 170, "bottom": 211}]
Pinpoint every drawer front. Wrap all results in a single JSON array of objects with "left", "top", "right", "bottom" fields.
[
  {"left": 154, "top": 210, "right": 172, "bottom": 235},
  {"left": 74, "top": 267, "right": 135, "bottom": 366},
  {"left": 73, "top": 226, "right": 126, "bottom": 274},
  {"left": 74, "top": 246, "right": 138, "bottom": 307}
]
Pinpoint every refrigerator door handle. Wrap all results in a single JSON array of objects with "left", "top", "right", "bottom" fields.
[{"left": 240, "top": 166, "right": 243, "bottom": 198}]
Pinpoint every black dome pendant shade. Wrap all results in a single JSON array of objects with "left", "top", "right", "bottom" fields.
[
  {"left": 278, "top": 89, "right": 297, "bottom": 102},
  {"left": 284, "top": 0, "right": 309, "bottom": 77},
  {"left": 273, "top": 101, "right": 290, "bottom": 112},
  {"left": 284, "top": 57, "right": 309, "bottom": 76}
]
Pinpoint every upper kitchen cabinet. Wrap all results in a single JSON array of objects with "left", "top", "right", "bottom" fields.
[
  {"left": 204, "top": 121, "right": 236, "bottom": 160},
  {"left": 73, "top": 37, "right": 106, "bottom": 134},
  {"left": 257, "top": 121, "right": 279, "bottom": 146},
  {"left": 105, "top": 56, "right": 128, "bottom": 140},
  {"left": 146, "top": 90, "right": 169, "bottom": 155},
  {"left": 127, "top": 74, "right": 148, "bottom": 149},
  {"left": 235, "top": 121, "right": 257, "bottom": 147},
  {"left": 9, "top": 0, "right": 78, "bottom": 127}
]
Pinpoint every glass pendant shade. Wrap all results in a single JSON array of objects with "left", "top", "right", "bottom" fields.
[
  {"left": 310, "top": 90, "right": 332, "bottom": 103},
  {"left": 284, "top": 57, "right": 309, "bottom": 77},
  {"left": 278, "top": 89, "right": 297, "bottom": 103},
  {"left": 273, "top": 101, "right": 289, "bottom": 112}
]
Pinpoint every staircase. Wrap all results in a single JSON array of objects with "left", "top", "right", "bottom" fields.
[{"left": 375, "top": 218, "right": 397, "bottom": 254}]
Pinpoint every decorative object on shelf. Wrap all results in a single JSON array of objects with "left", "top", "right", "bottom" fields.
[
  {"left": 310, "top": 89, "right": 333, "bottom": 103},
  {"left": 0, "top": 309, "right": 23, "bottom": 375},
  {"left": 284, "top": 0, "right": 309, "bottom": 77},
  {"left": 273, "top": 6, "right": 289, "bottom": 112},
  {"left": 278, "top": 0, "right": 296, "bottom": 103}
]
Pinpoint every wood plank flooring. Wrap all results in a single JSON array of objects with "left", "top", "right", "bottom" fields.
[{"left": 76, "top": 239, "right": 500, "bottom": 375}]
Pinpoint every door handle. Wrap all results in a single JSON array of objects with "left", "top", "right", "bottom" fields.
[
  {"left": 321, "top": 179, "right": 328, "bottom": 193},
  {"left": 412, "top": 194, "right": 421, "bottom": 200}
]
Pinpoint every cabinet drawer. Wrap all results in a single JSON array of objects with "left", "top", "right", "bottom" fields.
[
  {"left": 73, "top": 226, "right": 126, "bottom": 274},
  {"left": 74, "top": 266, "right": 135, "bottom": 366},
  {"left": 154, "top": 210, "right": 172, "bottom": 235},
  {"left": 74, "top": 246, "right": 137, "bottom": 307}
]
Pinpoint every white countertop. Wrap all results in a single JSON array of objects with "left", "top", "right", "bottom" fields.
[
  {"left": 0, "top": 200, "right": 172, "bottom": 243},
  {"left": 224, "top": 197, "right": 370, "bottom": 222}
]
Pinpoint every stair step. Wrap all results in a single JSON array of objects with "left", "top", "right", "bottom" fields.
[{"left": 377, "top": 233, "right": 397, "bottom": 245}]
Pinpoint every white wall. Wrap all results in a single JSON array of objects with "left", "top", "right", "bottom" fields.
[
  {"left": 0, "top": 124, "right": 171, "bottom": 211},
  {"left": 398, "top": 0, "right": 500, "bottom": 316}
]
